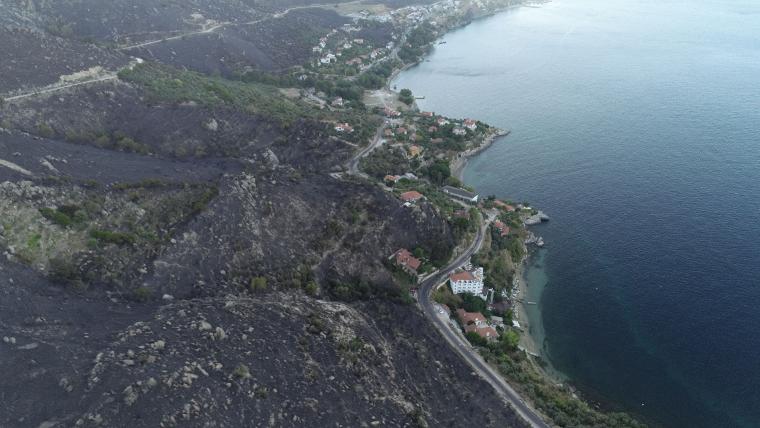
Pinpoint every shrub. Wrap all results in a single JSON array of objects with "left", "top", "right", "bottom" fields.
[
  {"left": 133, "top": 286, "right": 151, "bottom": 302},
  {"left": 249, "top": 276, "right": 267, "bottom": 291},
  {"left": 233, "top": 364, "right": 252, "bottom": 379},
  {"left": 37, "top": 122, "right": 55, "bottom": 138},
  {"left": 90, "top": 229, "right": 137, "bottom": 246},
  {"left": 465, "top": 331, "right": 488, "bottom": 347},
  {"left": 48, "top": 257, "right": 83, "bottom": 289},
  {"left": 39, "top": 207, "right": 73, "bottom": 227}
]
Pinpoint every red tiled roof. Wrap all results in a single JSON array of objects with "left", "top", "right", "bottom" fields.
[
  {"left": 493, "top": 220, "right": 510, "bottom": 236},
  {"left": 394, "top": 248, "right": 421, "bottom": 271},
  {"left": 456, "top": 308, "right": 486, "bottom": 325},
  {"left": 476, "top": 326, "right": 498, "bottom": 339},
  {"left": 449, "top": 271, "right": 475, "bottom": 282},
  {"left": 400, "top": 191, "right": 423, "bottom": 202}
]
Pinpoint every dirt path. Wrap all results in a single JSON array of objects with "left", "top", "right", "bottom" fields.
[{"left": 117, "top": 1, "right": 365, "bottom": 51}]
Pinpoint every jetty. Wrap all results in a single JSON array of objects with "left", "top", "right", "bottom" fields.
[{"left": 525, "top": 210, "right": 550, "bottom": 226}]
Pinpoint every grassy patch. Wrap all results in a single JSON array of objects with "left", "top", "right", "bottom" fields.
[{"left": 119, "top": 63, "right": 317, "bottom": 124}]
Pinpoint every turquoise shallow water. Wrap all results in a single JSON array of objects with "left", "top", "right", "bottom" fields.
[{"left": 394, "top": 0, "right": 760, "bottom": 426}]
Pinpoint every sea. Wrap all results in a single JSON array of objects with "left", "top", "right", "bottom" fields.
[{"left": 393, "top": 0, "right": 760, "bottom": 426}]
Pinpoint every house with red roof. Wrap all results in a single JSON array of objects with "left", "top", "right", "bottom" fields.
[
  {"left": 493, "top": 220, "right": 510, "bottom": 237},
  {"left": 384, "top": 175, "right": 401, "bottom": 184},
  {"left": 456, "top": 308, "right": 486, "bottom": 327},
  {"left": 384, "top": 107, "right": 401, "bottom": 117},
  {"left": 392, "top": 248, "right": 422, "bottom": 275},
  {"left": 457, "top": 309, "right": 499, "bottom": 340},
  {"left": 457, "top": 309, "right": 498, "bottom": 341},
  {"left": 463, "top": 119, "right": 478, "bottom": 130},
  {"left": 400, "top": 190, "right": 424, "bottom": 203}
]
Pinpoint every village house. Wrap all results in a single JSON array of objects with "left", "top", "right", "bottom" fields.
[
  {"left": 442, "top": 186, "right": 479, "bottom": 204},
  {"left": 452, "top": 127, "right": 467, "bottom": 136},
  {"left": 457, "top": 309, "right": 486, "bottom": 327},
  {"left": 384, "top": 107, "right": 401, "bottom": 117},
  {"left": 430, "top": 137, "right": 444, "bottom": 144},
  {"left": 428, "top": 126, "right": 438, "bottom": 133},
  {"left": 464, "top": 118, "right": 478, "bottom": 130},
  {"left": 449, "top": 267, "right": 486, "bottom": 299},
  {"left": 396, "top": 127, "right": 408, "bottom": 136},
  {"left": 421, "top": 111, "right": 435, "bottom": 117},
  {"left": 456, "top": 309, "right": 499, "bottom": 340},
  {"left": 384, "top": 128, "right": 394, "bottom": 137},
  {"left": 384, "top": 174, "right": 401, "bottom": 184},
  {"left": 400, "top": 190, "right": 424, "bottom": 203},
  {"left": 320, "top": 53, "right": 336, "bottom": 64},
  {"left": 334, "top": 123, "right": 354, "bottom": 133},
  {"left": 493, "top": 220, "right": 510, "bottom": 237},
  {"left": 408, "top": 145, "right": 422, "bottom": 157},
  {"left": 391, "top": 248, "right": 422, "bottom": 275},
  {"left": 332, "top": 97, "right": 344, "bottom": 107},
  {"left": 436, "top": 117, "right": 450, "bottom": 126}
]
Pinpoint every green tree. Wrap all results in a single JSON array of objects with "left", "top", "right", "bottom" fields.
[
  {"left": 399, "top": 88, "right": 414, "bottom": 105},
  {"left": 461, "top": 293, "right": 487, "bottom": 314},
  {"left": 425, "top": 160, "right": 451, "bottom": 185},
  {"left": 465, "top": 331, "right": 488, "bottom": 347}
]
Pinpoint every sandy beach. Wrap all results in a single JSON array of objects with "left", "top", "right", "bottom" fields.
[
  {"left": 514, "top": 249, "right": 567, "bottom": 384},
  {"left": 515, "top": 258, "right": 542, "bottom": 356}
]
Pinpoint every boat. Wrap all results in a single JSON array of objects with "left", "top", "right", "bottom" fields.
[{"left": 438, "top": 41, "right": 447, "bottom": 45}]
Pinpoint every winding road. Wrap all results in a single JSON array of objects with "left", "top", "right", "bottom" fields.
[
  {"left": 418, "top": 218, "right": 551, "bottom": 428},
  {"left": 346, "top": 122, "right": 387, "bottom": 175}
]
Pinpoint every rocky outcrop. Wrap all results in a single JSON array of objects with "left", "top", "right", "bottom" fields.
[{"left": 0, "top": 290, "right": 527, "bottom": 427}]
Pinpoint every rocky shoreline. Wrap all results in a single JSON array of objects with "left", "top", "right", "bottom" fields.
[{"left": 451, "top": 128, "right": 510, "bottom": 181}]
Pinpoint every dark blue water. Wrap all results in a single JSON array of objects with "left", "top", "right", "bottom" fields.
[{"left": 394, "top": 0, "right": 760, "bottom": 426}]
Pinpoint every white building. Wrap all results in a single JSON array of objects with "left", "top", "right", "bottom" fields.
[{"left": 449, "top": 267, "right": 485, "bottom": 297}]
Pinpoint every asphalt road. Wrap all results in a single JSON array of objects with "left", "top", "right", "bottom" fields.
[
  {"left": 418, "top": 220, "right": 551, "bottom": 428},
  {"left": 346, "top": 123, "right": 386, "bottom": 175}
]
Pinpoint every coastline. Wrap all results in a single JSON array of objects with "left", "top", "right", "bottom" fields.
[
  {"left": 385, "top": 3, "right": 651, "bottom": 426},
  {"left": 387, "top": 0, "right": 564, "bottom": 401},
  {"left": 515, "top": 250, "right": 567, "bottom": 384},
  {"left": 451, "top": 129, "right": 509, "bottom": 181}
]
